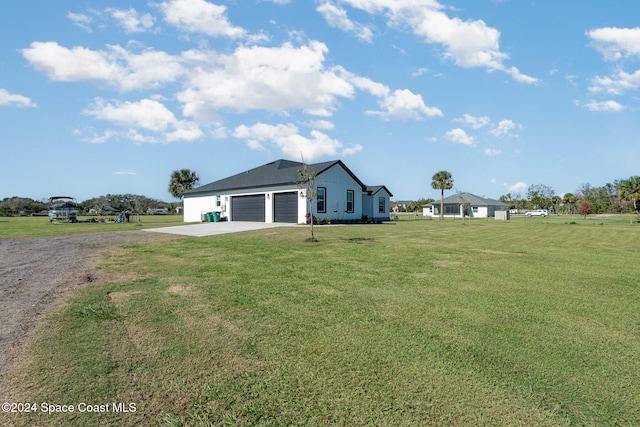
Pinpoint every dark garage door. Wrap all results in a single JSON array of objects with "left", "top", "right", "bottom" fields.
[
  {"left": 231, "top": 195, "right": 265, "bottom": 222},
  {"left": 274, "top": 192, "right": 299, "bottom": 223}
]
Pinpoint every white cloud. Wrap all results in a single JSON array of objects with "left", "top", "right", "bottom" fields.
[
  {"left": 179, "top": 41, "right": 354, "bottom": 118},
  {"left": 156, "top": 0, "right": 246, "bottom": 38},
  {"left": 484, "top": 148, "right": 501, "bottom": 157},
  {"left": 317, "top": 2, "right": 374, "bottom": 43},
  {"left": 21, "top": 42, "right": 185, "bottom": 92},
  {"left": 331, "top": 0, "right": 537, "bottom": 83},
  {"left": 107, "top": 8, "right": 156, "bottom": 33},
  {"left": 67, "top": 12, "right": 94, "bottom": 32},
  {"left": 588, "top": 69, "right": 640, "bottom": 95},
  {"left": 505, "top": 181, "right": 527, "bottom": 194},
  {"left": 490, "top": 119, "right": 521, "bottom": 137},
  {"left": 0, "top": 88, "right": 36, "bottom": 108},
  {"left": 83, "top": 97, "right": 203, "bottom": 143},
  {"left": 445, "top": 128, "right": 476, "bottom": 146},
  {"left": 582, "top": 100, "right": 626, "bottom": 112},
  {"left": 233, "top": 122, "right": 361, "bottom": 161},
  {"left": 587, "top": 27, "right": 640, "bottom": 61},
  {"left": 367, "top": 89, "right": 443, "bottom": 120},
  {"left": 456, "top": 113, "right": 490, "bottom": 129}
]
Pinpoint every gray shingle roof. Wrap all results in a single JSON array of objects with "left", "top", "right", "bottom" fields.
[
  {"left": 183, "top": 159, "right": 369, "bottom": 196},
  {"left": 427, "top": 192, "right": 508, "bottom": 207}
]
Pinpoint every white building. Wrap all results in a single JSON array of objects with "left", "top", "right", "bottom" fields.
[
  {"left": 423, "top": 192, "right": 509, "bottom": 219},
  {"left": 183, "top": 159, "right": 392, "bottom": 224}
]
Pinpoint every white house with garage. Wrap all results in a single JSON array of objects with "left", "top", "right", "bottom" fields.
[
  {"left": 182, "top": 159, "right": 393, "bottom": 224},
  {"left": 423, "top": 192, "right": 509, "bottom": 219}
]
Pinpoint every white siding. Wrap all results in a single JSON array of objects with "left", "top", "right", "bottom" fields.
[
  {"left": 313, "top": 165, "right": 362, "bottom": 221},
  {"left": 183, "top": 194, "right": 217, "bottom": 222}
]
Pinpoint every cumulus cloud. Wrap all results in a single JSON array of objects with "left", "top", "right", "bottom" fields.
[
  {"left": 0, "top": 88, "right": 36, "bottom": 108},
  {"left": 233, "top": 122, "right": 362, "bottom": 161},
  {"left": 155, "top": 0, "right": 246, "bottom": 38},
  {"left": 587, "top": 27, "right": 640, "bottom": 61},
  {"left": 326, "top": 0, "right": 537, "bottom": 83},
  {"left": 588, "top": 69, "right": 640, "bottom": 95},
  {"left": 506, "top": 181, "right": 527, "bottom": 194},
  {"left": 490, "top": 119, "right": 521, "bottom": 137},
  {"left": 107, "top": 8, "right": 156, "bottom": 33},
  {"left": 456, "top": 113, "right": 490, "bottom": 129},
  {"left": 21, "top": 42, "right": 185, "bottom": 92},
  {"left": 445, "top": 128, "right": 476, "bottom": 146},
  {"left": 582, "top": 100, "right": 626, "bottom": 112},
  {"left": 484, "top": 148, "right": 501, "bottom": 157},
  {"left": 82, "top": 97, "right": 203, "bottom": 143},
  {"left": 178, "top": 41, "right": 354, "bottom": 118},
  {"left": 367, "top": 89, "right": 443, "bottom": 120},
  {"left": 317, "top": 2, "right": 374, "bottom": 43}
]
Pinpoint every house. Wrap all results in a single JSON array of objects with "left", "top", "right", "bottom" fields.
[
  {"left": 423, "top": 192, "right": 509, "bottom": 219},
  {"left": 182, "top": 159, "right": 393, "bottom": 224}
]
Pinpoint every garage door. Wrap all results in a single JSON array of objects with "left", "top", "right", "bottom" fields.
[
  {"left": 274, "top": 192, "right": 299, "bottom": 223},
  {"left": 231, "top": 195, "right": 265, "bottom": 222}
]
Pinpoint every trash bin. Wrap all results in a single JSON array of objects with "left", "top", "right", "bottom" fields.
[
  {"left": 213, "top": 212, "right": 220, "bottom": 222},
  {"left": 206, "top": 212, "right": 213, "bottom": 222}
]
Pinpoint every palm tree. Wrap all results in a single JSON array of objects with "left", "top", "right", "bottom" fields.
[
  {"left": 619, "top": 176, "right": 640, "bottom": 211},
  {"left": 431, "top": 171, "right": 454, "bottom": 220},
  {"left": 169, "top": 169, "right": 200, "bottom": 200},
  {"left": 563, "top": 192, "right": 577, "bottom": 216}
]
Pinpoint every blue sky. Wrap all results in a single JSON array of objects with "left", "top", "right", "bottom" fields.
[{"left": 2, "top": 0, "right": 640, "bottom": 203}]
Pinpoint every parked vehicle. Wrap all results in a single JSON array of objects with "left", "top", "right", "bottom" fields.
[
  {"left": 526, "top": 209, "right": 548, "bottom": 217},
  {"left": 48, "top": 196, "right": 79, "bottom": 223},
  {"left": 146, "top": 208, "right": 169, "bottom": 215}
]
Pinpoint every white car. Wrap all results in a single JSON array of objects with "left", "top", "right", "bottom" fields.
[{"left": 526, "top": 209, "right": 548, "bottom": 217}]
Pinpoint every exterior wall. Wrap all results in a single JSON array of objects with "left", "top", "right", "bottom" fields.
[
  {"left": 423, "top": 204, "right": 505, "bottom": 219},
  {"left": 183, "top": 194, "right": 217, "bottom": 222},
  {"left": 184, "top": 163, "right": 386, "bottom": 224},
  {"left": 313, "top": 165, "right": 362, "bottom": 221},
  {"left": 364, "top": 190, "right": 391, "bottom": 221}
]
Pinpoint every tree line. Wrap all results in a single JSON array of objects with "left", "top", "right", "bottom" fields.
[
  {"left": 500, "top": 176, "right": 640, "bottom": 214},
  {"left": 0, "top": 194, "right": 177, "bottom": 216},
  {"left": 1, "top": 169, "right": 200, "bottom": 216}
]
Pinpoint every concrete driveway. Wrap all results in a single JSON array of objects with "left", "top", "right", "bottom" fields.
[{"left": 142, "top": 221, "right": 299, "bottom": 237}]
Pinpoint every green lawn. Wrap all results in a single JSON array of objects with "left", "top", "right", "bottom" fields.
[
  {"left": 0, "top": 214, "right": 186, "bottom": 238},
  {"left": 2, "top": 219, "right": 640, "bottom": 426}
]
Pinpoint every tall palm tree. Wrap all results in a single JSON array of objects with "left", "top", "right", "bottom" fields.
[
  {"left": 619, "top": 176, "right": 640, "bottom": 211},
  {"left": 431, "top": 171, "right": 454, "bottom": 220},
  {"left": 169, "top": 169, "right": 200, "bottom": 200}
]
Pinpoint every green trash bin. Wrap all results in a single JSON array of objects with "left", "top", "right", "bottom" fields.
[
  {"left": 213, "top": 212, "right": 220, "bottom": 222},
  {"left": 206, "top": 212, "right": 213, "bottom": 222}
]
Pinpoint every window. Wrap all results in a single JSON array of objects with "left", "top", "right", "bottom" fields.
[
  {"left": 472, "top": 206, "right": 478, "bottom": 213},
  {"left": 216, "top": 195, "right": 221, "bottom": 207},
  {"left": 346, "top": 190, "right": 354, "bottom": 213},
  {"left": 444, "top": 205, "right": 458, "bottom": 215},
  {"left": 378, "top": 197, "right": 385, "bottom": 213},
  {"left": 317, "top": 187, "right": 326, "bottom": 213}
]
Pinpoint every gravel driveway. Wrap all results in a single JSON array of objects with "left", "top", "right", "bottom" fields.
[{"left": 0, "top": 231, "right": 174, "bottom": 381}]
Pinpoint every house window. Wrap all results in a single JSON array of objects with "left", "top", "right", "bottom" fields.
[
  {"left": 444, "top": 205, "right": 458, "bottom": 215},
  {"left": 216, "top": 195, "right": 221, "bottom": 207},
  {"left": 317, "top": 187, "right": 326, "bottom": 213},
  {"left": 472, "top": 206, "right": 478, "bottom": 213},
  {"left": 346, "top": 190, "right": 354, "bottom": 213},
  {"left": 378, "top": 197, "right": 385, "bottom": 213}
]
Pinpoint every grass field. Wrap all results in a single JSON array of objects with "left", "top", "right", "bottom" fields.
[
  {"left": 0, "top": 214, "right": 186, "bottom": 238},
  {"left": 2, "top": 217, "right": 640, "bottom": 426}
]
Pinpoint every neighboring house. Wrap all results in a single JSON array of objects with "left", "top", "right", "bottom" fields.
[
  {"left": 182, "top": 159, "right": 393, "bottom": 223},
  {"left": 423, "top": 192, "right": 509, "bottom": 219}
]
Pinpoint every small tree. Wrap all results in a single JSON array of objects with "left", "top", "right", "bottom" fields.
[
  {"left": 297, "top": 157, "right": 318, "bottom": 241},
  {"left": 578, "top": 201, "right": 594, "bottom": 218}
]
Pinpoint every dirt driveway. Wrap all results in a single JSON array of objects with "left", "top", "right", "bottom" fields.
[{"left": 0, "top": 231, "right": 175, "bottom": 381}]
